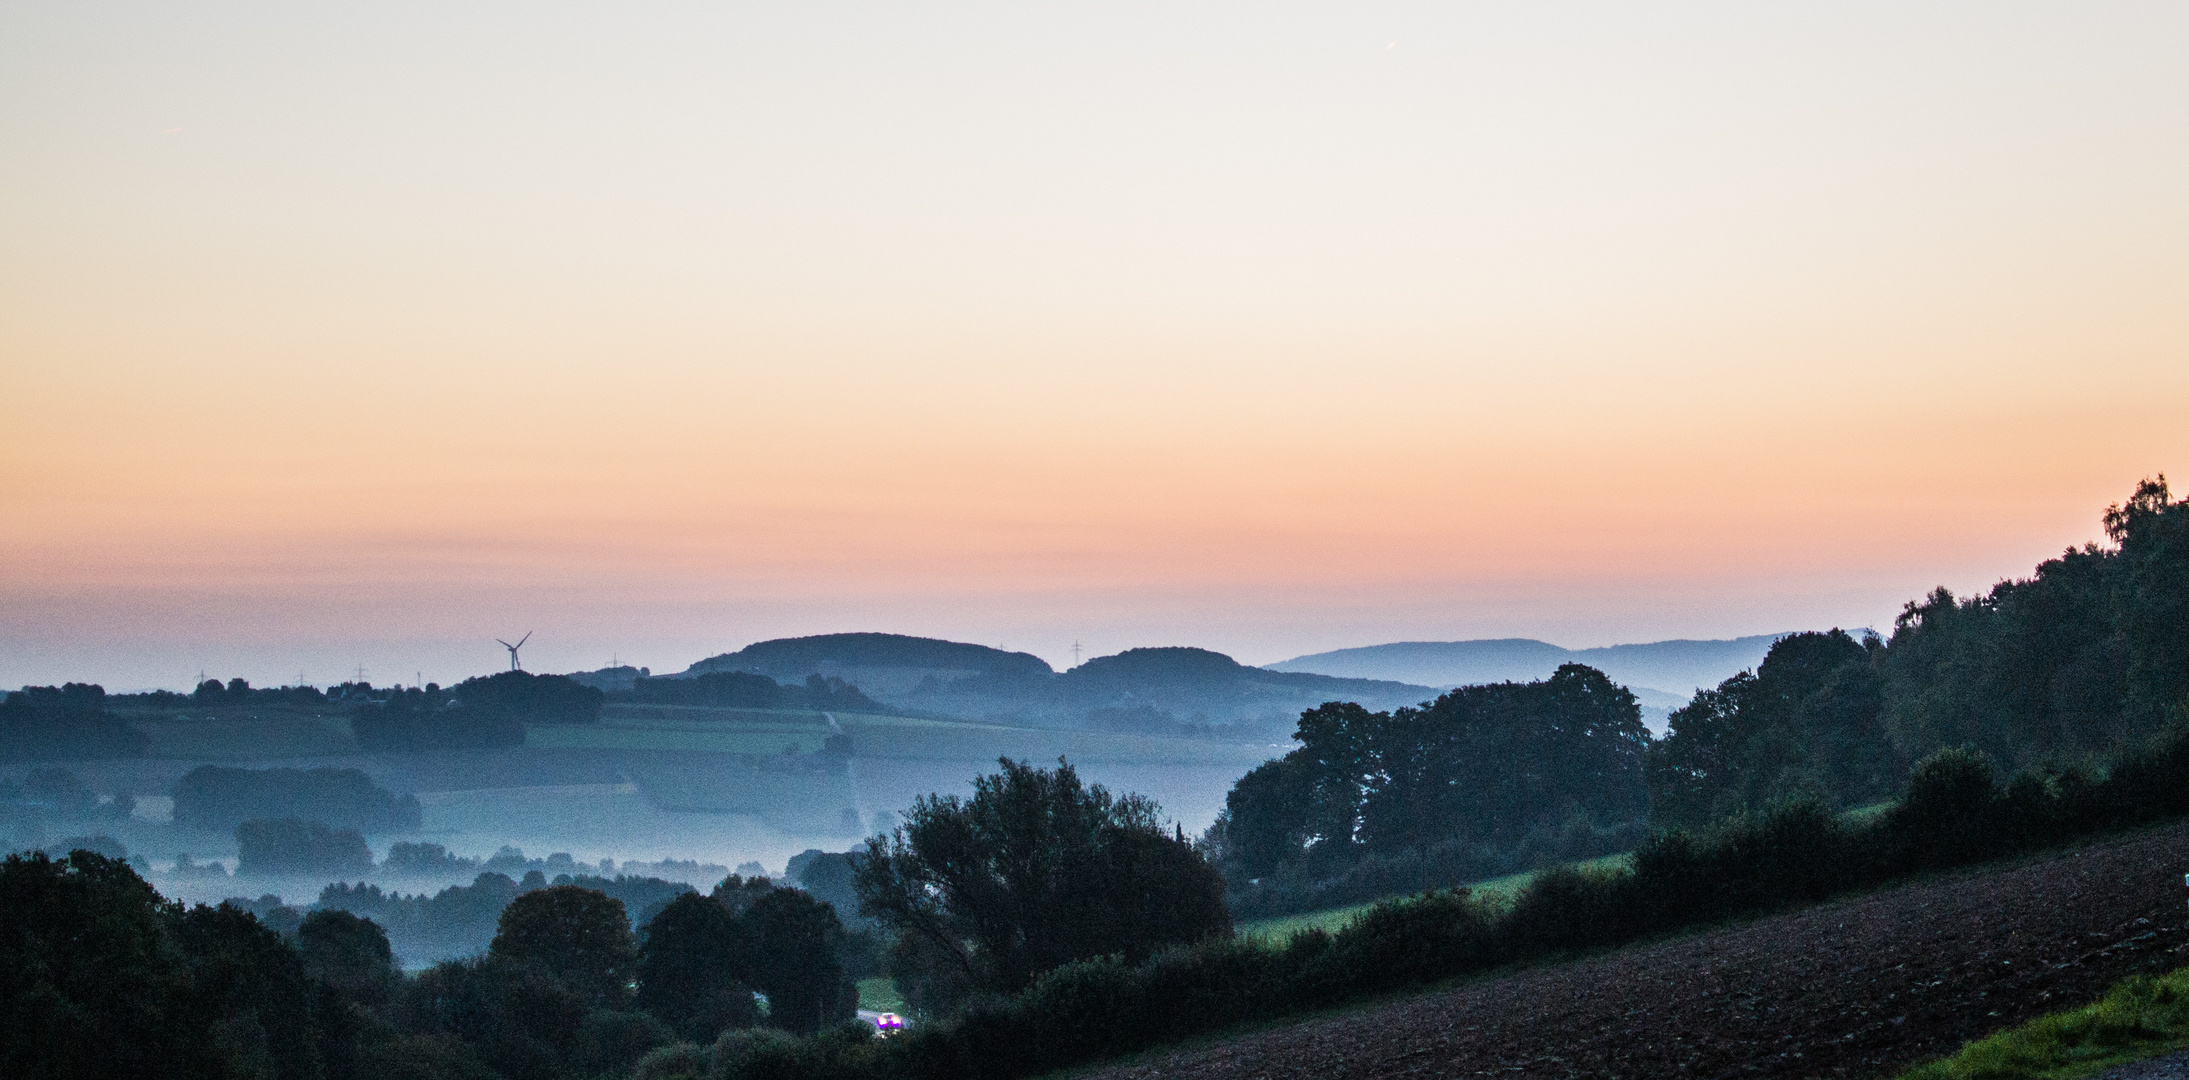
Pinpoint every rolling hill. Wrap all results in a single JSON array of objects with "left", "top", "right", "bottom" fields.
[
  {"left": 1267, "top": 632, "right": 1800, "bottom": 700},
  {"left": 668, "top": 634, "right": 1438, "bottom": 730}
]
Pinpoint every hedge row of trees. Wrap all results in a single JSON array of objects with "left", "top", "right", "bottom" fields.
[
  {"left": 645, "top": 722, "right": 2189, "bottom": 1080},
  {"left": 1650, "top": 477, "right": 2188, "bottom": 825},
  {"left": 1211, "top": 478, "right": 2189, "bottom": 916},
  {"left": 1207, "top": 664, "right": 1653, "bottom": 914},
  {"left": 353, "top": 671, "right": 606, "bottom": 751},
  {"left": 0, "top": 683, "right": 147, "bottom": 761},
  {"left": 2, "top": 850, "right": 869, "bottom": 1080},
  {"left": 319, "top": 869, "right": 700, "bottom": 965}
]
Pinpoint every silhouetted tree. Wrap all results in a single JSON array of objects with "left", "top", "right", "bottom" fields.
[
  {"left": 634, "top": 892, "right": 761, "bottom": 1041},
  {"left": 0, "top": 850, "right": 191, "bottom": 1077},
  {"left": 0, "top": 683, "right": 147, "bottom": 761},
  {"left": 297, "top": 908, "right": 400, "bottom": 1006},
  {"left": 856, "top": 757, "right": 1230, "bottom": 997},
  {"left": 1647, "top": 630, "right": 1896, "bottom": 825},
  {"left": 742, "top": 886, "right": 858, "bottom": 1034},
  {"left": 487, "top": 885, "right": 637, "bottom": 1009}
]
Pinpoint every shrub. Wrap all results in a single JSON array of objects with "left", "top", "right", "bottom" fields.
[
  {"left": 635, "top": 1041, "right": 711, "bottom": 1080},
  {"left": 577, "top": 1010, "right": 677, "bottom": 1076},
  {"left": 708, "top": 1027, "right": 805, "bottom": 1080},
  {"left": 1886, "top": 748, "right": 2005, "bottom": 868}
]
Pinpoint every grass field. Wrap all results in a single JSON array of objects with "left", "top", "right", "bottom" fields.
[
  {"left": 1235, "top": 851, "right": 1636, "bottom": 941},
  {"left": 529, "top": 710, "right": 1279, "bottom": 768},
  {"left": 1894, "top": 965, "right": 2189, "bottom": 1080},
  {"left": 131, "top": 711, "right": 357, "bottom": 759}
]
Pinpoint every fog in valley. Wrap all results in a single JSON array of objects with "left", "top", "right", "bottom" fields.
[{"left": 1, "top": 630, "right": 1776, "bottom": 966}]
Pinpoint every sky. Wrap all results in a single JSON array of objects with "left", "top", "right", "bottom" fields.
[{"left": 3, "top": 2, "right": 2185, "bottom": 690}]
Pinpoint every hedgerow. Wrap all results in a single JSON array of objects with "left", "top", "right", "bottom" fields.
[{"left": 695, "top": 723, "right": 2189, "bottom": 1080}]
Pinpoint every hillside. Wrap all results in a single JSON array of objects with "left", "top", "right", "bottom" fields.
[
  {"left": 675, "top": 632, "right": 1054, "bottom": 700},
  {"left": 1268, "top": 632, "right": 1795, "bottom": 698},
  {"left": 1085, "top": 822, "right": 2189, "bottom": 1080},
  {"left": 668, "top": 634, "right": 1437, "bottom": 730}
]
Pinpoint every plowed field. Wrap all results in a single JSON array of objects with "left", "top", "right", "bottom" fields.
[{"left": 1089, "top": 822, "right": 2189, "bottom": 1080}]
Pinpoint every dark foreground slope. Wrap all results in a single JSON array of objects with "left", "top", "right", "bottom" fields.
[{"left": 1090, "top": 822, "right": 2189, "bottom": 1080}]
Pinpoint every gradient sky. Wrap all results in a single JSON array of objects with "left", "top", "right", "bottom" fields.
[{"left": 4, "top": 2, "right": 2185, "bottom": 690}]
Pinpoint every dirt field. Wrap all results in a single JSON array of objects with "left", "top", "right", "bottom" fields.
[{"left": 1089, "top": 822, "right": 2189, "bottom": 1080}]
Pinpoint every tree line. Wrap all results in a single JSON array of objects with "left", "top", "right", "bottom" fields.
[
  {"left": 2, "top": 850, "right": 872, "bottom": 1080},
  {"left": 1210, "top": 477, "right": 2189, "bottom": 916},
  {"left": 8, "top": 476, "right": 2187, "bottom": 1079}
]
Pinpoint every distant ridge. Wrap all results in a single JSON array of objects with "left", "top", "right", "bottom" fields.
[
  {"left": 1266, "top": 633, "right": 1798, "bottom": 700},
  {"left": 670, "top": 633, "right": 1436, "bottom": 729},
  {"left": 680, "top": 632, "right": 1054, "bottom": 683}
]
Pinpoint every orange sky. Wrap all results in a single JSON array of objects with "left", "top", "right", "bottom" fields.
[{"left": 3, "top": 3, "right": 2184, "bottom": 688}]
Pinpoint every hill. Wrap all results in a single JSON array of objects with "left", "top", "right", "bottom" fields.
[
  {"left": 675, "top": 632, "right": 1053, "bottom": 703},
  {"left": 671, "top": 635, "right": 1437, "bottom": 731},
  {"left": 1268, "top": 632, "right": 1796, "bottom": 698},
  {"left": 1083, "top": 821, "right": 2189, "bottom": 1080}
]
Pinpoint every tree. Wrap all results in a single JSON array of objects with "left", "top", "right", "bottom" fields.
[
  {"left": 1359, "top": 664, "right": 1652, "bottom": 857},
  {"left": 1213, "top": 667, "right": 1653, "bottom": 903},
  {"left": 487, "top": 885, "right": 637, "bottom": 1009},
  {"left": 2108, "top": 476, "right": 2189, "bottom": 725},
  {"left": 1206, "top": 755, "right": 1316, "bottom": 879},
  {"left": 0, "top": 850, "right": 191, "bottom": 1078},
  {"left": 0, "top": 683, "right": 147, "bottom": 761},
  {"left": 634, "top": 892, "right": 760, "bottom": 1041},
  {"left": 297, "top": 908, "right": 400, "bottom": 1006},
  {"left": 742, "top": 886, "right": 858, "bottom": 1034},
  {"left": 169, "top": 901, "right": 322, "bottom": 1079},
  {"left": 1645, "top": 630, "right": 1895, "bottom": 826},
  {"left": 855, "top": 757, "right": 1231, "bottom": 997},
  {"left": 174, "top": 765, "right": 420, "bottom": 832},
  {"left": 448, "top": 671, "right": 604, "bottom": 726}
]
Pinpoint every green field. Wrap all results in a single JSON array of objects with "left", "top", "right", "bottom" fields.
[
  {"left": 131, "top": 711, "right": 357, "bottom": 759},
  {"left": 1896, "top": 964, "right": 2189, "bottom": 1080},
  {"left": 1236, "top": 852, "right": 1636, "bottom": 942},
  {"left": 530, "top": 710, "right": 1278, "bottom": 768}
]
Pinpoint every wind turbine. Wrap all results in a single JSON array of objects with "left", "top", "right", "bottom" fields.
[{"left": 497, "top": 632, "right": 532, "bottom": 672}]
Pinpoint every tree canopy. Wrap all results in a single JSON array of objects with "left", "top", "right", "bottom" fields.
[
  {"left": 487, "top": 885, "right": 637, "bottom": 1009},
  {"left": 1646, "top": 630, "right": 1897, "bottom": 826},
  {"left": 1210, "top": 664, "right": 1651, "bottom": 906},
  {"left": 854, "top": 757, "right": 1230, "bottom": 1000}
]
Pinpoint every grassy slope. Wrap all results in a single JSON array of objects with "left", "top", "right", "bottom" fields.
[
  {"left": 1235, "top": 852, "right": 1635, "bottom": 941},
  {"left": 129, "top": 708, "right": 357, "bottom": 759},
  {"left": 1897, "top": 965, "right": 2189, "bottom": 1080}
]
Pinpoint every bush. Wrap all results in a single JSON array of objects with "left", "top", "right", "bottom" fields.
[
  {"left": 1886, "top": 747, "right": 2005, "bottom": 868},
  {"left": 734, "top": 724, "right": 2189, "bottom": 1080},
  {"left": 708, "top": 1027, "right": 805, "bottom": 1080},
  {"left": 634, "top": 1041, "right": 710, "bottom": 1080},
  {"left": 576, "top": 1010, "right": 677, "bottom": 1076}
]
